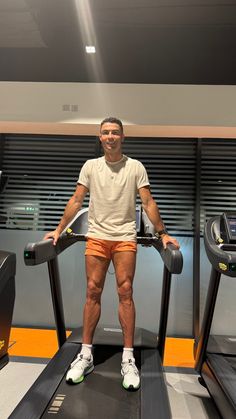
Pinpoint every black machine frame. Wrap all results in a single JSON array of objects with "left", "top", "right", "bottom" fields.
[
  {"left": 195, "top": 214, "right": 236, "bottom": 419},
  {"left": 0, "top": 250, "right": 16, "bottom": 370}
]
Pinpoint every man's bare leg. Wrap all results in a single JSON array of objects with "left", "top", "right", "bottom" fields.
[
  {"left": 113, "top": 251, "right": 140, "bottom": 390},
  {"left": 66, "top": 254, "right": 110, "bottom": 384},
  {"left": 112, "top": 251, "right": 136, "bottom": 348},
  {"left": 82, "top": 255, "right": 110, "bottom": 344}
]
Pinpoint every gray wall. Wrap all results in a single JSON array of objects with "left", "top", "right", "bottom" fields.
[{"left": 1, "top": 82, "right": 236, "bottom": 128}]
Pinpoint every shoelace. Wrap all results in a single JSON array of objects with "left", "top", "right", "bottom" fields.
[
  {"left": 122, "top": 359, "right": 139, "bottom": 376},
  {"left": 71, "top": 354, "right": 90, "bottom": 368}
]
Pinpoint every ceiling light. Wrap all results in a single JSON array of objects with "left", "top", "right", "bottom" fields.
[{"left": 85, "top": 45, "right": 96, "bottom": 54}]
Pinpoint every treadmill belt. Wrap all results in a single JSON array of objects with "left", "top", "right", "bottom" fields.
[
  {"left": 43, "top": 346, "right": 140, "bottom": 419},
  {"left": 207, "top": 353, "right": 236, "bottom": 410}
]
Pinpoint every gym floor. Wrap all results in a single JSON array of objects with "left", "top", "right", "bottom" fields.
[{"left": 0, "top": 328, "right": 221, "bottom": 419}]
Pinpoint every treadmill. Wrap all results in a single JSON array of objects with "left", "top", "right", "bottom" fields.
[
  {"left": 10, "top": 207, "right": 183, "bottom": 419},
  {"left": 0, "top": 250, "right": 16, "bottom": 369},
  {"left": 195, "top": 212, "right": 236, "bottom": 419}
]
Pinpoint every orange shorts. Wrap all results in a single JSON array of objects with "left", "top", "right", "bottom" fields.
[{"left": 85, "top": 238, "right": 137, "bottom": 259}]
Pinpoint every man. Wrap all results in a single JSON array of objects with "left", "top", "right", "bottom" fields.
[{"left": 44, "top": 117, "right": 180, "bottom": 390}]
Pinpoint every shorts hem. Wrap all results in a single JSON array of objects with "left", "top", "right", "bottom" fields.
[{"left": 85, "top": 250, "right": 110, "bottom": 259}]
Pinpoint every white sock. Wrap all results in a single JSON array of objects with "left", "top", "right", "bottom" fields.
[
  {"left": 80, "top": 344, "right": 93, "bottom": 358},
  {"left": 122, "top": 347, "right": 134, "bottom": 362}
]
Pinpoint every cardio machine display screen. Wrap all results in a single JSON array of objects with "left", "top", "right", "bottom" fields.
[
  {"left": 223, "top": 213, "right": 236, "bottom": 243},
  {"left": 229, "top": 219, "right": 236, "bottom": 234}
]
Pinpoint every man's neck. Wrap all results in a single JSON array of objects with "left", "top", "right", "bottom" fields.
[{"left": 104, "top": 151, "right": 123, "bottom": 162}]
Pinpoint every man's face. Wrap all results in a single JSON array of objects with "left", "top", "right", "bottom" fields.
[{"left": 99, "top": 122, "right": 124, "bottom": 153}]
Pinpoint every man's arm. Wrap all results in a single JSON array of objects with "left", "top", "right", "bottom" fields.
[
  {"left": 44, "top": 183, "right": 88, "bottom": 245},
  {"left": 138, "top": 186, "right": 180, "bottom": 249}
]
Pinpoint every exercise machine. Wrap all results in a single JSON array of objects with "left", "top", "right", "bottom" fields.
[
  {"left": 0, "top": 250, "right": 16, "bottom": 369},
  {"left": 195, "top": 212, "right": 236, "bottom": 418},
  {"left": 10, "top": 207, "right": 182, "bottom": 419}
]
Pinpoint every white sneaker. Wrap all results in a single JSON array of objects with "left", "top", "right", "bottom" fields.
[
  {"left": 121, "top": 358, "right": 140, "bottom": 390},
  {"left": 66, "top": 353, "right": 94, "bottom": 384}
]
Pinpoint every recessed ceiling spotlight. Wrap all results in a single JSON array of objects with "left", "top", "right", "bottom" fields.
[{"left": 85, "top": 45, "right": 96, "bottom": 54}]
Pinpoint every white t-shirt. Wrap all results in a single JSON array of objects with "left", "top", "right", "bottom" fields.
[{"left": 77, "top": 155, "right": 150, "bottom": 241}]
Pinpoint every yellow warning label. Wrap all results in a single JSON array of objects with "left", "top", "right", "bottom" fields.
[
  {"left": 219, "top": 262, "right": 227, "bottom": 271},
  {"left": 0, "top": 340, "right": 5, "bottom": 351}
]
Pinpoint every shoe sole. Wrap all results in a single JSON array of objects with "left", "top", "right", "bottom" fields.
[
  {"left": 66, "top": 365, "right": 94, "bottom": 384},
  {"left": 122, "top": 380, "right": 140, "bottom": 391}
]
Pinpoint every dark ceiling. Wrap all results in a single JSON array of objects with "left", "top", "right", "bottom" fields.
[{"left": 1, "top": 0, "right": 236, "bottom": 85}]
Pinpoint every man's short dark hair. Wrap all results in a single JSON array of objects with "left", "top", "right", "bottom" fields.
[{"left": 100, "top": 117, "right": 123, "bottom": 133}]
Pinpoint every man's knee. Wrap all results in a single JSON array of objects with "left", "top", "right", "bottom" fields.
[
  {"left": 86, "top": 280, "right": 103, "bottom": 302},
  {"left": 117, "top": 279, "right": 133, "bottom": 302}
]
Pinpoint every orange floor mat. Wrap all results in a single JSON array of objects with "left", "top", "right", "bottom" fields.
[
  {"left": 8, "top": 328, "right": 195, "bottom": 368},
  {"left": 164, "top": 337, "right": 194, "bottom": 368},
  {"left": 9, "top": 328, "right": 71, "bottom": 359}
]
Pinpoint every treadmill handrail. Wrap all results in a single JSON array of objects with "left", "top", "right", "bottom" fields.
[
  {"left": 24, "top": 234, "right": 86, "bottom": 266},
  {"left": 152, "top": 241, "right": 183, "bottom": 274},
  {"left": 24, "top": 206, "right": 183, "bottom": 273},
  {"left": 25, "top": 233, "right": 183, "bottom": 274},
  {"left": 204, "top": 217, "right": 236, "bottom": 275}
]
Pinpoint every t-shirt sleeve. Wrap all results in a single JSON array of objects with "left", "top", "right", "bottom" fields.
[
  {"left": 77, "top": 160, "right": 91, "bottom": 189},
  {"left": 136, "top": 161, "right": 150, "bottom": 189}
]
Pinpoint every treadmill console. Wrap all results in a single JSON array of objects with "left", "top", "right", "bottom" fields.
[{"left": 222, "top": 212, "right": 236, "bottom": 244}]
